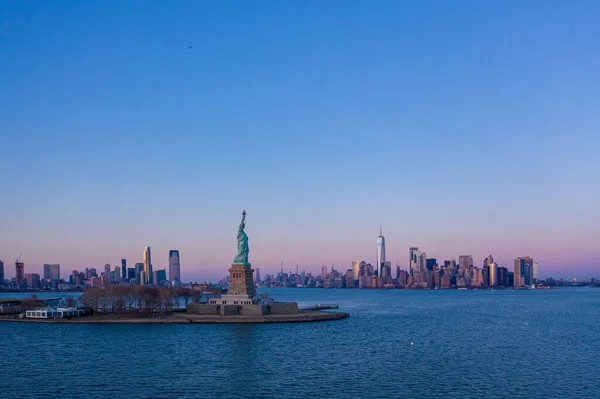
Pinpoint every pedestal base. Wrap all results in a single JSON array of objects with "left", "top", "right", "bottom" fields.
[
  {"left": 226, "top": 263, "right": 256, "bottom": 297},
  {"left": 195, "top": 300, "right": 299, "bottom": 316}
]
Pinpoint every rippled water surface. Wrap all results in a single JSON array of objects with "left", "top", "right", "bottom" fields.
[{"left": 1, "top": 288, "right": 599, "bottom": 399}]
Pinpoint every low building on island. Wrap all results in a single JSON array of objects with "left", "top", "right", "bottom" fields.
[
  {"left": 0, "top": 296, "right": 61, "bottom": 315},
  {"left": 26, "top": 307, "right": 85, "bottom": 319}
]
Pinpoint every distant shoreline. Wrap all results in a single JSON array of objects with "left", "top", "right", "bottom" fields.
[{"left": 1, "top": 285, "right": 597, "bottom": 295}]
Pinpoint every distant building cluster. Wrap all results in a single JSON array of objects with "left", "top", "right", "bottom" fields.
[
  {"left": 253, "top": 253, "right": 542, "bottom": 290},
  {"left": 0, "top": 247, "right": 182, "bottom": 290},
  {"left": 250, "top": 230, "right": 546, "bottom": 289},
  {"left": 0, "top": 260, "right": 64, "bottom": 290}
]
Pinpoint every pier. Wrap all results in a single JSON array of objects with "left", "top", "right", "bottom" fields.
[{"left": 301, "top": 304, "right": 339, "bottom": 311}]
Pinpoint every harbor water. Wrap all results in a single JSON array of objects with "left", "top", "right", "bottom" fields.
[{"left": 1, "top": 288, "right": 599, "bottom": 399}]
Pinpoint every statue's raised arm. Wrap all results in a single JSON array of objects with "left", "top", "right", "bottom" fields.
[
  {"left": 239, "top": 210, "right": 246, "bottom": 230},
  {"left": 233, "top": 210, "right": 249, "bottom": 264}
]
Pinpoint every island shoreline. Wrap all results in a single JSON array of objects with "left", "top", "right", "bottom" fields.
[{"left": 0, "top": 310, "right": 349, "bottom": 324}]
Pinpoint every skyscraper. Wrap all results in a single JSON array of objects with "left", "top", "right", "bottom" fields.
[
  {"left": 419, "top": 252, "right": 427, "bottom": 274},
  {"left": 24, "top": 273, "right": 41, "bottom": 289},
  {"left": 483, "top": 266, "right": 490, "bottom": 288},
  {"left": 121, "top": 259, "right": 127, "bottom": 281},
  {"left": 255, "top": 267, "right": 261, "bottom": 284},
  {"left": 143, "top": 246, "right": 152, "bottom": 284},
  {"left": 522, "top": 256, "right": 534, "bottom": 285},
  {"left": 155, "top": 269, "right": 167, "bottom": 284},
  {"left": 533, "top": 262, "right": 539, "bottom": 282},
  {"left": 377, "top": 227, "right": 386, "bottom": 278},
  {"left": 71, "top": 270, "right": 81, "bottom": 286},
  {"left": 489, "top": 262, "right": 498, "bottom": 287},
  {"left": 409, "top": 247, "right": 419, "bottom": 275},
  {"left": 168, "top": 250, "right": 181, "bottom": 287},
  {"left": 514, "top": 257, "right": 525, "bottom": 288},
  {"left": 352, "top": 261, "right": 360, "bottom": 282},
  {"left": 472, "top": 267, "right": 482, "bottom": 287},
  {"left": 458, "top": 255, "right": 474, "bottom": 269},
  {"left": 43, "top": 264, "right": 60, "bottom": 282},
  {"left": 15, "top": 260, "right": 25, "bottom": 288},
  {"left": 484, "top": 254, "right": 494, "bottom": 267},
  {"left": 426, "top": 258, "right": 437, "bottom": 271},
  {"left": 506, "top": 271, "right": 515, "bottom": 288},
  {"left": 135, "top": 263, "right": 144, "bottom": 284},
  {"left": 381, "top": 261, "right": 392, "bottom": 283},
  {"left": 0, "top": 260, "right": 4, "bottom": 286},
  {"left": 498, "top": 266, "right": 507, "bottom": 287}
]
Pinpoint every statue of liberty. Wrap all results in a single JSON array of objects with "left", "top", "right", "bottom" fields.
[{"left": 233, "top": 210, "right": 249, "bottom": 264}]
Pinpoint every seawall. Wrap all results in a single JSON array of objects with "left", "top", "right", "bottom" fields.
[{"left": 0, "top": 310, "right": 349, "bottom": 324}]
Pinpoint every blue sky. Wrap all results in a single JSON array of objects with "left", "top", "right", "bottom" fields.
[{"left": 1, "top": 1, "right": 599, "bottom": 281}]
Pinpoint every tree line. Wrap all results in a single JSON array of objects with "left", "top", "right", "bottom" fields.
[{"left": 81, "top": 286, "right": 201, "bottom": 314}]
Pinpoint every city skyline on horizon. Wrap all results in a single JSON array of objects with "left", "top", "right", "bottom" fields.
[
  {"left": 1, "top": 224, "right": 597, "bottom": 282},
  {"left": 1, "top": 2, "right": 599, "bottom": 280}
]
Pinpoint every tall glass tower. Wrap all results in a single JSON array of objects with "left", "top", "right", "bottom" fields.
[
  {"left": 409, "top": 247, "right": 419, "bottom": 275},
  {"left": 377, "top": 226, "right": 386, "bottom": 278},
  {"left": 143, "top": 246, "right": 152, "bottom": 284},
  {"left": 121, "top": 259, "right": 127, "bottom": 281},
  {"left": 168, "top": 250, "right": 181, "bottom": 287}
]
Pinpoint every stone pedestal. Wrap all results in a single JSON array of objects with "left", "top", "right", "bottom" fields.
[{"left": 226, "top": 263, "right": 256, "bottom": 297}]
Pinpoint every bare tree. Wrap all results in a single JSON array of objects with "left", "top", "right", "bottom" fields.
[
  {"left": 131, "top": 285, "right": 145, "bottom": 311},
  {"left": 80, "top": 286, "right": 196, "bottom": 315},
  {"left": 111, "top": 285, "right": 128, "bottom": 312},
  {"left": 98, "top": 291, "right": 115, "bottom": 313},
  {"left": 141, "top": 286, "right": 160, "bottom": 312},
  {"left": 123, "top": 287, "right": 136, "bottom": 311},
  {"left": 159, "top": 287, "right": 172, "bottom": 312},
  {"left": 180, "top": 287, "right": 193, "bottom": 307},
  {"left": 82, "top": 288, "right": 101, "bottom": 315},
  {"left": 20, "top": 300, "right": 38, "bottom": 311},
  {"left": 61, "top": 295, "right": 78, "bottom": 308},
  {"left": 191, "top": 289, "right": 202, "bottom": 304}
]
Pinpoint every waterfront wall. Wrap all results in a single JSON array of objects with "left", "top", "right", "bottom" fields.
[
  {"left": 240, "top": 305, "right": 265, "bottom": 316},
  {"left": 186, "top": 304, "right": 219, "bottom": 315},
  {"left": 270, "top": 303, "right": 298, "bottom": 314},
  {"left": 186, "top": 302, "right": 298, "bottom": 315}
]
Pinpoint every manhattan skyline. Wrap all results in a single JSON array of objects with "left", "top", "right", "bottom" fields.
[
  {"left": 1, "top": 2, "right": 599, "bottom": 281},
  {"left": 0, "top": 232, "right": 596, "bottom": 283}
]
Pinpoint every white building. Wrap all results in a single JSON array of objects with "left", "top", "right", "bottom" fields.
[{"left": 26, "top": 308, "right": 84, "bottom": 319}]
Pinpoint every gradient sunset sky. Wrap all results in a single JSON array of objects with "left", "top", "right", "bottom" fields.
[{"left": 1, "top": 1, "right": 599, "bottom": 281}]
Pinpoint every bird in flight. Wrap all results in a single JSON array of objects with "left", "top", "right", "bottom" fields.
[{"left": 188, "top": 45, "right": 192, "bottom": 49}]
